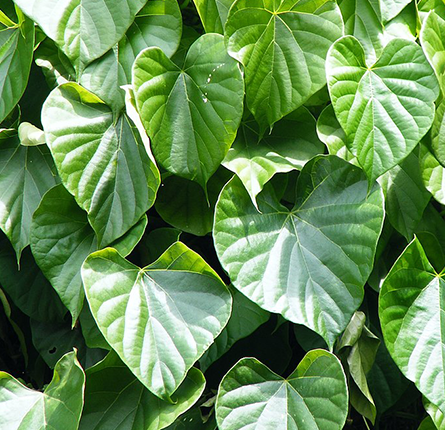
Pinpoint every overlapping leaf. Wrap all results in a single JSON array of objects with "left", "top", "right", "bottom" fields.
[
  {"left": 327, "top": 36, "right": 439, "bottom": 182},
  {"left": 192, "top": 0, "right": 234, "bottom": 33},
  {"left": 133, "top": 33, "right": 243, "bottom": 188},
  {"left": 225, "top": 0, "right": 343, "bottom": 130},
  {"left": 42, "top": 82, "right": 159, "bottom": 247},
  {"left": 82, "top": 243, "right": 232, "bottom": 400},
  {"left": 216, "top": 350, "right": 348, "bottom": 430},
  {"left": 214, "top": 155, "right": 384, "bottom": 347},
  {"left": 379, "top": 237, "right": 445, "bottom": 415},
  {"left": 0, "top": 351, "right": 85, "bottom": 430}
]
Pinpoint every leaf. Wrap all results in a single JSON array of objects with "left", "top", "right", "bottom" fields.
[
  {"left": 379, "top": 148, "right": 431, "bottom": 240},
  {"left": 30, "top": 184, "right": 147, "bottom": 325},
  {"left": 225, "top": 0, "right": 343, "bottom": 131},
  {"left": 192, "top": 0, "right": 234, "bottom": 33},
  {"left": 41, "top": 82, "right": 160, "bottom": 247},
  {"left": 0, "top": 8, "right": 34, "bottom": 123},
  {"left": 379, "top": 237, "right": 445, "bottom": 415},
  {"left": 216, "top": 350, "right": 348, "bottom": 430},
  {"left": 418, "top": 0, "right": 445, "bottom": 22},
  {"left": 133, "top": 33, "right": 244, "bottom": 188},
  {"left": 380, "top": 0, "right": 413, "bottom": 23},
  {"left": 425, "top": 398, "right": 445, "bottom": 430},
  {"left": 80, "top": 351, "right": 205, "bottom": 430},
  {"left": 222, "top": 108, "right": 325, "bottom": 208},
  {"left": 79, "top": 304, "right": 110, "bottom": 351},
  {"left": 316, "top": 104, "right": 358, "bottom": 165},
  {"left": 81, "top": 245, "right": 232, "bottom": 400},
  {"left": 17, "top": 122, "right": 45, "bottom": 146},
  {"left": 419, "top": 416, "right": 440, "bottom": 430},
  {"left": 337, "top": 311, "right": 380, "bottom": 424},
  {"left": 155, "top": 167, "right": 232, "bottom": 236},
  {"left": 0, "top": 132, "right": 59, "bottom": 259},
  {"left": 199, "top": 286, "right": 270, "bottom": 372},
  {"left": 383, "top": 1, "right": 418, "bottom": 43},
  {"left": 13, "top": 0, "right": 146, "bottom": 69},
  {"left": 139, "top": 227, "right": 182, "bottom": 266},
  {"left": 214, "top": 155, "right": 385, "bottom": 347},
  {"left": 338, "top": 0, "right": 384, "bottom": 64},
  {"left": 327, "top": 36, "right": 439, "bottom": 183},
  {"left": 0, "top": 350, "right": 85, "bottom": 430},
  {"left": 420, "top": 141, "right": 445, "bottom": 205}
]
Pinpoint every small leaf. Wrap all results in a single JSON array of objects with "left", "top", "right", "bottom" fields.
[
  {"left": 420, "top": 141, "right": 445, "bottom": 205},
  {"left": 327, "top": 36, "right": 439, "bottom": 182},
  {"left": 380, "top": 0, "right": 413, "bottom": 23},
  {"left": 0, "top": 350, "right": 85, "bottom": 430},
  {"left": 80, "top": 351, "right": 205, "bottom": 430},
  {"left": 82, "top": 245, "right": 232, "bottom": 400},
  {"left": 133, "top": 33, "right": 243, "bottom": 188},
  {"left": 192, "top": 0, "right": 234, "bottom": 33},
  {"left": 216, "top": 350, "right": 348, "bottom": 430}
]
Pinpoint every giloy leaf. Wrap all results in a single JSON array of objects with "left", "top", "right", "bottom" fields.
[
  {"left": 225, "top": 0, "right": 343, "bottom": 130},
  {"left": 214, "top": 155, "right": 384, "bottom": 347},
  {"left": 327, "top": 36, "right": 439, "bottom": 183},
  {"left": 42, "top": 82, "right": 160, "bottom": 247},
  {"left": 216, "top": 350, "right": 348, "bottom": 430},
  {"left": 379, "top": 237, "right": 445, "bottom": 415},
  {"left": 0, "top": 350, "right": 85, "bottom": 430},
  {"left": 133, "top": 33, "right": 243, "bottom": 188},
  {"left": 82, "top": 245, "right": 232, "bottom": 400}
]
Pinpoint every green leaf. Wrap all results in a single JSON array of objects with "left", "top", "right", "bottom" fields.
[
  {"left": 338, "top": 0, "right": 384, "bottom": 64},
  {"left": 223, "top": 109, "right": 325, "bottom": 208},
  {"left": 133, "top": 33, "right": 243, "bottom": 188},
  {"left": 225, "top": 0, "right": 343, "bottom": 131},
  {"left": 216, "top": 350, "right": 348, "bottom": 430},
  {"left": 214, "top": 155, "right": 384, "bottom": 347},
  {"left": 139, "top": 227, "right": 182, "bottom": 266},
  {"left": 418, "top": 0, "right": 445, "bottom": 22},
  {"left": 0, "top": 350, "right": 85, "bottom": 430},
  {"left": 82, "top": 245, "right": 232, "bottom": 400},
  {"left": 192, "top": 0, "right": 234, "bottom": 33},
  {"left": 30, "top": 184, "right": 147, "bottom": 325},
  {"left": 379, "top": 148, "right": 431, "bottom": 240},
  {"left": 425, "top": 398, "right": 445, "bottom": 430},
  {"left": 79, "top": 304, "right": 110, "bottom": 351},
  {"left": 199, "top": 286, "right": 270, "bottom": 372},
  {"left": 42, "top": 82, "right": 160, "bottom": 247},
  {"left": 419, "top": 416, "right": 440, "bottom": 430},
  {"left": 337, "top": 311, "right": 380, "bottom": 424},
  {"left": 17, "top": 122, "right": 46, "bottom": 146},
  {"left": 420, "top": 141, "right": 445, "bottom": 205},
  {"left": 431, "top": 98, "right": 445, "bottom": 166},
  {"left": 13, "top": 0, "right": 146, "bottom": 69},
  {"left": 0, "top": 9, "right": 34, "bottom": 123},
  {"left": 384, "top": 1, "right": 418, "bottom": 42},
  {"left": 155, "top": 167, "right": 231, "bottom": 236},
  {"left": 0, "top": 132, "right": 59, "bottom": 259},
  {"left": 327, "top": 36, "right": 439, "bottom": 183},
  {"left": 380, "top": 0, "right": 413, "bottom": 23},
  {"left": 80, "top": 351, "right": 205, "bottom": 430},
  {"left": 379, "top": 237, "right": 445, "bottom": 415}
]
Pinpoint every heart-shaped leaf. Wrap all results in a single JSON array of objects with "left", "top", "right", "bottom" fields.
[
  {"left": 379, "top": 237, "right": 445, "bottom": 415},
  {"left": 82, "top": 244, "right": 232, "bottom": 400},
  {"left": 216, "top": 350, "right": 348, "bottom": 430},
  {"left": 80, "top": 351, "right": 205, "bottom": 430},
  {"left": 214, "top": 155, "right": 384, "bottom": 347},
  {"left": 327, "top": 36, "right": 439, "bottom": 182},
  {"left": 0, "top": 9, "right": 34, "bottom": 123},
  {"left": 225, "top": 0, "right": 343, "bottom": 130},
  {"left": 223, "top": 108, "right": 325, "bottom": 208},
  {"left": 30, "top": 184, "right": 147, "bottom": 325},
  {"left": 13, "top": 0, "right": 146, "bottom": 68},
  {"left": 41, "top": 82, "right": 160, "bottom": 247},
  {"left": 133, "top": 33, "right": 243, "bottom": 188},
  {"left": 0, "top": 350, "right": 85, "bottom": 430}
]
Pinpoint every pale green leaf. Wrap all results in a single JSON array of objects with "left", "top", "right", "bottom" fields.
[
  {"left": 420, "top": 141, "right": 445, "bottom": 205},
  {"left": 214, "top": 155, "right": 384, "bottom": 347},
  {"left": 380, "top": 0, "right": 413, "bottom": 23},
  {"left": 216, "top": 350, "right": 348, "bottom": 430},
  {"left": 425, "top": 398, "right": 445, "bottom": 430}
]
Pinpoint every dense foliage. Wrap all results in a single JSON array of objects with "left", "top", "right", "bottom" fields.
[{"left": 1, "top": 0, "right": 445, "bottom": 429}]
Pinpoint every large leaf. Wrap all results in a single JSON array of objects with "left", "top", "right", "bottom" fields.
[
  {"left": 379, "top": 237, "right": 445, "bottom": 415},
  {"left": 30, "top": 184, "right": 147, "bottom": 325},
  {"left": 0, "top": 132, "right": 59, "bottom": 259},
  {"left": 216, "top": 350, "right": 348, "bottom": 430},
  {"left": 41, "top": 82, "right": 160, "bottom": 247},
  {"left": 327, "top": 36, "right": 439, "bottom": 183},
  {"left": 0, "top": 7, "right": 34, "bottom": 123},
  {"left": 214, "top": 155, "right": 384, "bottom": 347},
  {"left": 12, "top": 0, "right": 146, "bottom": 69},
  {"left": 133, "top": 33, "right": 243, "bottom": 188},
  {"left": 81, "top": 244, "right": 232, "bottom": 400},
  {"left": 192, "top": 0, "right": 234, "bottom": 33},
  {"left": 80, "top": 351, "right": 205, "bottom": 430},
  {"left": 225, "top": 0, "right": 343, "bottom": 131},
  {"left": 223, "top": 109, "right": 325, "bottom": 208},
  {"left": 0, "top": 350, "right": 85, "bottom": 430}
]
